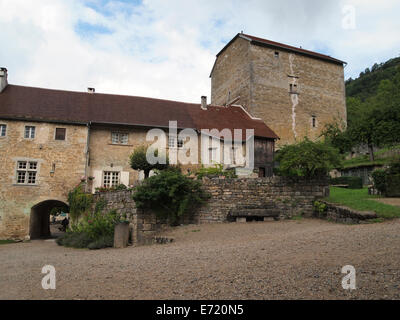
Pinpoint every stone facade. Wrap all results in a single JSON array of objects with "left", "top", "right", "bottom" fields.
[
  {"left": 92, "top": 190, "right": 169, "bottom": 245},
  {"left": 196, "top": 177, "right": 329, "bottom": 222},
  {"left": 0, "top": 120, "right": 88, "bottom": 239},
  {"left": 211, "top": 36, "right": 347, "bottom": 147}
]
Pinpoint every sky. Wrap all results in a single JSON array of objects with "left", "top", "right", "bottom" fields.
[{"left": 0, "top": 0, "right": 399, "bottom": 102}]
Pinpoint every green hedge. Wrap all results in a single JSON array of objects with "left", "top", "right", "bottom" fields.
[
  {"left": 386, "top": 174, "right": 400, "bottom": 197},
  {"left": 330, "top": 176, "right": 363, "bottom": 189}
]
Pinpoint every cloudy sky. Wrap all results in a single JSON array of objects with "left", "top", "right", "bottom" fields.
[{"left": 1, "top": 0, "right": 399, "bottom": 102}]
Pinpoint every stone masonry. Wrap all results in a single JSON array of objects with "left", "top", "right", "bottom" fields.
[
  {"left": 92, "top": 177, "right": 329, "bottom": 245},
  {"left": 211, "top": 36, "right": 347, "bottom": 147}
]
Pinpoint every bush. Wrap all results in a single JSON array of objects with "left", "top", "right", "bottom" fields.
[
  {"left": 67, "top": 183, "right": 93, "bottom": 221},
  {"left": 95, "top": 184, "right": 128, "bottom": 193},
  {"left": 371, "top": 169, "right": 387, "bottom": 194},
  {"left": 195, "top": 164, "right": 237, "bottom": 179},
  {"left": 56, "top": 232, "right": 93, "bottom": 248},
  {"left": 275, "top": 138, "right": 342, "bottom": 178},
  {"left": 133, "top": 169, "right": 210, "bottom": 225},
  {"left": 87, "top": 235, "right": 114, "bottom": 250},
  {"left": 57, "top": 209, "right": 119, "bottom": 249},
  {"left": 330, "top": 176, "right": 363, "bottom": 189}
]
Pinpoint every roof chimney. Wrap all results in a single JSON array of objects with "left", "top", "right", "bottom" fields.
[
  {"left": 201, "top": 96, "right": 207, "bottom": 110},
  {"left": 87, "top": 87, "right": 95, "bottom": 94},
  {"left": 0, "top": 67, "right": 8, "bottom": 93}
]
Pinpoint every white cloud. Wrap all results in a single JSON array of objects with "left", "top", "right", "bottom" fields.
[{"left": 0, "top": 0, "right": 399, "bottom": 102}]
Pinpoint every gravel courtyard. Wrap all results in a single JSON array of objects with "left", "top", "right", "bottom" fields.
[{"left": 1, "top": 218, "right": 399, "bottom": 300}]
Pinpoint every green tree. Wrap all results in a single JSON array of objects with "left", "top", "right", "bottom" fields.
[
  {"left": 320, "top": 120, "right": 352, "bottom": 154},
  {"left": 275, "top": 138, "right": 342, "bottom": 178},
  {"left": 129, "top": 145, "right": 169, "bottom": 178}
]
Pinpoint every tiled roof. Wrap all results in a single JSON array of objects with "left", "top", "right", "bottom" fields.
[
  {"left": 0, "top": 84, "right": 279, "bottom": 140},
  {"left": 214, "top": 33, "right": 346, "bottom": 67}
]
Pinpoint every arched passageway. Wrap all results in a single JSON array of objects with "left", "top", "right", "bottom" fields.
[{"left": 29, "top": 200, "right": 69, "bottom": 240}]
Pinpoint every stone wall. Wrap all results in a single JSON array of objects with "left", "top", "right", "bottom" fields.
[
  {"left": 92, "top": 177, "right": 329, "bottom": 245},
  {"left": 196, "top": 177, "right": 329, "bottom": 223},
  {"left": 93, "top": 190, "right": 169, "bottom": 246},
  {"left": 317, "top": 201, "right": 377, "bottom": 224}
]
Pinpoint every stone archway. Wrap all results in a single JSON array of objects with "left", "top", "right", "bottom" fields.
[{"left": 29, "top": 200, "right": 69, "bottom": 240}]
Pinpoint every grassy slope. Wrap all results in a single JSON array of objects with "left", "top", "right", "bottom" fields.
[{"left": 325, "top": 187, "right": 400, "bottom": 219}]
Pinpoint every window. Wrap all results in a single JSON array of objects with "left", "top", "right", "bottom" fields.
[
  {"left": 24, "top": 126, "right": 35, "bottom": 139},
  {"left": 111, "top": 132, "right": 128, "bottom": 145},
  {"left": 168, "top": 137, "right": 184, "bottom": 149},
  {"left": 0, "top": 124, "right": 6, "bottom": 137},
  {"left": 55, "top": 128, "right": 66, "bottom": 140},
  {"left": 290, "top": 84, "right": 298, "bottom": 93},
  {"left": 274, "top": 51, "right": 279, "bottom": 58},
  {"left": 209, "top": 148, "right": 217, "bottom": 163},
  {"left": 16, "top": 161, "right": 38, "bottom": 184},
  {"left": 229, "top": 147, "right": 236, "bottom": 165},
  {"left": 312, "top": 116, "right": 317, "bottom": 128},
  {"left": 103, "top": 171, "right": 120, "bottom": 188}
]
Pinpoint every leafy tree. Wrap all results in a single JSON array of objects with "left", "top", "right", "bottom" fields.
[
  {"left": 320, "top": 120, "right": 352, "bottom": 154},
  {"left": 132, "top": 169, "right": 210, "bottom": 225},
  {"left": 129, "top": 145, "right": 169, "bottom": 178},
  {"left": 275, "top": 138, "right": 342, "bottom": 178}
]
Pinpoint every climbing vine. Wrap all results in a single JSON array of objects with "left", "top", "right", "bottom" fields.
[{"left": 67, "top": 183, "right": 93, "bottom": 221}]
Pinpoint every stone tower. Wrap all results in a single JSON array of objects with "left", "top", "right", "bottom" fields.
[{"left": 210, "top": 33, "right": 347, "bottom": 147}]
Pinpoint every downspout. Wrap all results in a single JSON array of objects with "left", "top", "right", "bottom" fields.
[{"left": 84, "top": 121, "right": 91, "bottom": 193}]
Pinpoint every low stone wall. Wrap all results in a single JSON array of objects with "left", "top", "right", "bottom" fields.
[
  {"left": 93, "top": 190, "right": 169, "bottom": 246},
  {"left": 317, "top": 201, "right": 377, "bottom": 224},
  {"left": 92, "top": 177, "right": 330, "bottom": 245},
  {"left": 196, "top": 177, "right": 329, "bottom": 223}
]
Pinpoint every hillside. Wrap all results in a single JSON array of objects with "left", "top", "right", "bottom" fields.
[{"left": 345, "top": 56, "right": 400, "bottom": 101}]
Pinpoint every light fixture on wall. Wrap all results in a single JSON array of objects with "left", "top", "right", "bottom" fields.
[{"left": 50, "top": 163, "right": 56, "bottom": 177}]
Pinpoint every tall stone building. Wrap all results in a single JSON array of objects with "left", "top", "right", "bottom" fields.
[{"left": 210, "top": 33, "right": 347, "bottom": 147}]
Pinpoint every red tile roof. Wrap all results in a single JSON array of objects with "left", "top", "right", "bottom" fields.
[
  {"left": 0, "top": 84, "right": 279, "bottom": 140},
  {"left": 214, "top": 33, "right": 346, "bottom": 68}
]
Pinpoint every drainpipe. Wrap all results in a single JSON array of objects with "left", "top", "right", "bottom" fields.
[{"left": 84, "top": 122, "right": 91, "bottom": 193}]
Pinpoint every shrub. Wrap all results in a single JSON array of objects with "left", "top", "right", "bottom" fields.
[
  {"left": 87, "top": 235, "right": 114, "bottom": 250},
  {"left": 95, "top": 184, "right": 128, "bottom": 193},
  {"left": 132, "top": 169, "right": 210, "bottom": 225},
  {"left": 330, "top": 176, "right": 363, "bottom": 189},
  {"left": 371, "top": 169, "right": 387, "bottom": 194},
  {"left": 275, "top": 138, "right": 342, "bottom": 178},
  {"left": 56, "top": 232, "right": 92, "bottom": 248},
  {"left": 195, "top": 164, "right": 237, "bottom": 179},
  {"left": 67, "top": 183, "right": 93, "bottom": 221},
  {"left": 313, "top": 201, "right": 327, "bottom": 216},
  {"left": 57, "top": 210, "right": 119, "bottom": 249}
]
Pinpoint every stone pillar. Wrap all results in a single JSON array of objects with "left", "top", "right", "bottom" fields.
[{"left": 114, "top": 222, "right": 130, "bottom": 248}]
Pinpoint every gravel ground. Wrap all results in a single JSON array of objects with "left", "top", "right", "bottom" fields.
[{"left": 0, "top": 218, "right": 399, "bottom": 300}]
